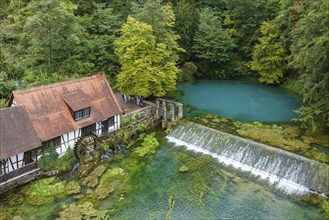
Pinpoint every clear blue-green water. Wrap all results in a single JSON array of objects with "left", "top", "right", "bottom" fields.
[
  {"left": 178, "top": 80, "right": 302, "bottom": 122},
  {"left": 107, "top": 139, "right": 322, "bottom": 219}
]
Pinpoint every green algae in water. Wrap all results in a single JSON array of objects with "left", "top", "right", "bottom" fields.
[
  {"left": 109, "top": 139, "right": 323, "bottom": 219},
  {"left": 1, "top": 137, "right": 324, "bottom": 219}
]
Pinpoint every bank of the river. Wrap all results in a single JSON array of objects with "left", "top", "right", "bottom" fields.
[{"left": 0, "top": 132, "right": 326, "bottom": 219}]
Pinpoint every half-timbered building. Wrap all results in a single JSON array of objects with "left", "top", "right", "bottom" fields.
[
  {"left": 9, "top": 72, "right": 122, "bottom": 156},
  {"left": 0, "top": 106, "right": 41, "bottom": 183}
]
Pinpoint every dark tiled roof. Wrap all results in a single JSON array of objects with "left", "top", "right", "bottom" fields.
[
  {"left": 0, "top": 106, "right": 41, "bottom": 159},
  {"left": 10, "top": 73, "right": 122, "bottom": 141}
]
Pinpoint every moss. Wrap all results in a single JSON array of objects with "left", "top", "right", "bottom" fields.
[
  {"left": 134, "top": 133, "right": 160, "bottom": 157},
  {"left": 0, "top": 132, "right": 162, "bottom": 219},
  {"left": 57, "top": 202, "right": 108, "bottom": 220},
  {"left": 211, "top": 116, "right": 229, "bottom": 123},
  {"left": 82, "top": 165, "right": 106, "bottom": 188},
  {"left": 283, "top": 125, "right": 301, "bottom": 138},
  {"left": 7, "top": 193, "right": 24, "bottom": 207},
  {"left": 66, "top": 181, "right": 81, "bottom": 195},
  {"left": 94, "top": 167, "right": 125, "bottom": 200},
  {"left": 305, "top": 126, "right": 329, "bottom": 147},
  {"left": 200, "top": 118, "right": 209, "bottom": 124},
  {"left": 24, "top": 177, "right": 66, "bottom": 206},
  {"left": 169, "top": 154, "right": 213, "bottom": 208},
  {"left": 303, "top": 148, "right": 329, "bottom": 164},
  {"left": 298, "top": 194, "right": 329, "bottom": 219},
  {"left": 166, "top": 194, "right": 175, "bottom": 220},
  {"left": 179, "top": 165, "right": 189, "bottom": 172},
  {"left": 322, "top": 200, "right": 329, "bottom": 219},
  {"left": 235, "top": 122, "right": 310, "bottom": 153},
  {"left": 0, "top": 207, "right": 16, "bottom": 220}
]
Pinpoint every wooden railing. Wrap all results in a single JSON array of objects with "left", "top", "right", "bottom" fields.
[{"left": 0, "top": 162, "right": 38, "bottom": 183}]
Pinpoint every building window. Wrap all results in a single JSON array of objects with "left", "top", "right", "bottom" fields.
[
  {"left": 82, "top": 123, "right": 96, "bottom": 135},
  {"left": 74, "top": 108, "right": 90, "bottom": 121},
  {"left": 109, "top": 116, "right": 115, "bottom": 126},
  {"left": 42, "top": 136, "right": 61, "bottom": 149}
]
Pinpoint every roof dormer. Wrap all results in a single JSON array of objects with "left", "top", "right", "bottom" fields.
[{"left": 62, "top": 90, "right": 91, "bottom": 121}]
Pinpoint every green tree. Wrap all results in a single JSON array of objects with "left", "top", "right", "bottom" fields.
[
  {"left": 226, "top": 0, "right": 280, "bottom": 57},
  {"left": 114, "top": 16, "right": 178, "bottom": 97},
  {"left": 0, "top": 44, "right": 15, "bottom": 99},
  {"left": 192, "top": 8, "right": 235, "bottom": 64},
  {"left": 23, "top": 0, "right": 91, "bottom": 75},
  {"left": 132, "top": 0, "right": 183, "bottom": 57},
  {"left": 172, "top": 0, "right": 198, "bottom": 61},
  {"left": 250, "top": 20, "right": 287, "bottom": 84},
  {"left": 84, "top": 4, "right": 125, "bottom": 81},
  {"left": 289, "top": 0, "right": 329, "bottom": 129}
]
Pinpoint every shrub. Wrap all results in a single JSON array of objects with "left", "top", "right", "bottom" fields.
[
  {"left": 178, "top": 62, "right": 197, "bottom": 83},
  {"left": 57, "top": 148, "right": 75, "bottom": 172},
  {"left": 134, "top": 133, "right": 159, "bottom": 157},
  {"left": 38, "top": 144, "right": 59, "bottom": 172},
  {"left": 38, "top": 144, "right": 75, "bottom": 172}
]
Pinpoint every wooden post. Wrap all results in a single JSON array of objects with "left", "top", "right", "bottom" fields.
[
  {"left": 162, "top": 101, "right": 167, "bottom": 121},
  {"left": 156, "top": 99, "right": 160, "bottom": 117},
  {"left": 178, "top": 104, "right": 183, "bottom": 118},
  {"left": 170, "top": 103, "right": 175, "bottom": 121}
]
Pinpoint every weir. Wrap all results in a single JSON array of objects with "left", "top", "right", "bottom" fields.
[{"left": 167, "top": 121, "right": 329, "bottom": 195}]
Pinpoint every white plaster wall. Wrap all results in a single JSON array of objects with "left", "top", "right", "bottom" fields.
[
  {"left": 57, "top": 129, "right": 80, "bottom": 156},
  {"left": 117, "top": 114, "right": 121, "bottom": 129},
  {"left": 56, "top": 115, "right": 120, "bottom": 157},
  {"left": 96, "top": 122, "right": 102, "bottom": 137},
  {"left": 11, "top": 99, "right": 17, "bottom": 106},
  {"left": 8, "top": 153, "right": 24, "bottom": 172}
]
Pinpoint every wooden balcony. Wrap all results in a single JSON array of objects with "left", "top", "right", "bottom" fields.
[{"left": 0, "top": 162, "right": 38, "bottom": 184}]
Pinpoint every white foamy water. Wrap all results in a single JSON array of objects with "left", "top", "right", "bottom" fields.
[{"left": 167, "top": 121, "right": 329, "bottom": 196}]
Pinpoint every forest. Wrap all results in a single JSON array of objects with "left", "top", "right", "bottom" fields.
[{"left": 0, "top": 0, "right": 328, "bottom": 131}]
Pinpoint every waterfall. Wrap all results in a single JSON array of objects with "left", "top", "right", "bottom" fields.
[{"left": 167, "top": 121, "right": 329, "bottom": 195}]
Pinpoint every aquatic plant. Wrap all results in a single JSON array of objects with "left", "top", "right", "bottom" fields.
[
  {"left": 169, "top": 152, "right": 213, "bottom": 206},
  {"left": 179, "top": 165, "right": 189, "bottom": 172},
  {"left": 25, "top": 177, "right": 66, "bottom": 206},
  {"left": 134, "top": 133, "right": 160, "bottom": 157},
  {"left": 166, "top": 194, "right": 175, "bottom": 220},
  {"left": 322, "top": 201, "right": 329, "bottom": 219},
  {"left": 82, "top": 165, "right": 106, "bottom": 188},
  {"left": 235, "top": 121, "right": 309, "bottom": 152},
  {"left": 65, "top": 181, "right": 81, "bottom": 195},
  {"left": 94, "top": 167, "right": 125, "bottom": 200},
  {"left": 303, "top": 148, "right": 329, "bottom": 164},
  {"left": 299, "top": 193, "right": 329, "bottom": 219},
  {"left": 57, "top": 202, "right": 108, "bottom": 220}
]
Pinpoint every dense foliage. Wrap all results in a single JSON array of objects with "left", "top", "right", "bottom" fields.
[{"left": 0, "top": 0, "right": 328, "bottom": 129}]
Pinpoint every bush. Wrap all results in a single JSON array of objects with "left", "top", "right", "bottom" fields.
[
  {"left": 134, "top": 133, "right": 159, "bottom": 157},
  {"left": 57, "top": 148, "right": 75, "bottom": 172},
  {"left": 38, "top": 144, "right": 59, "bottom": 172},
  {"left": 177, "top": 62, "right": 197, "bottom": 83},
  {"left": 38, "top": 144, "right": 75, "bottom": 172}
]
